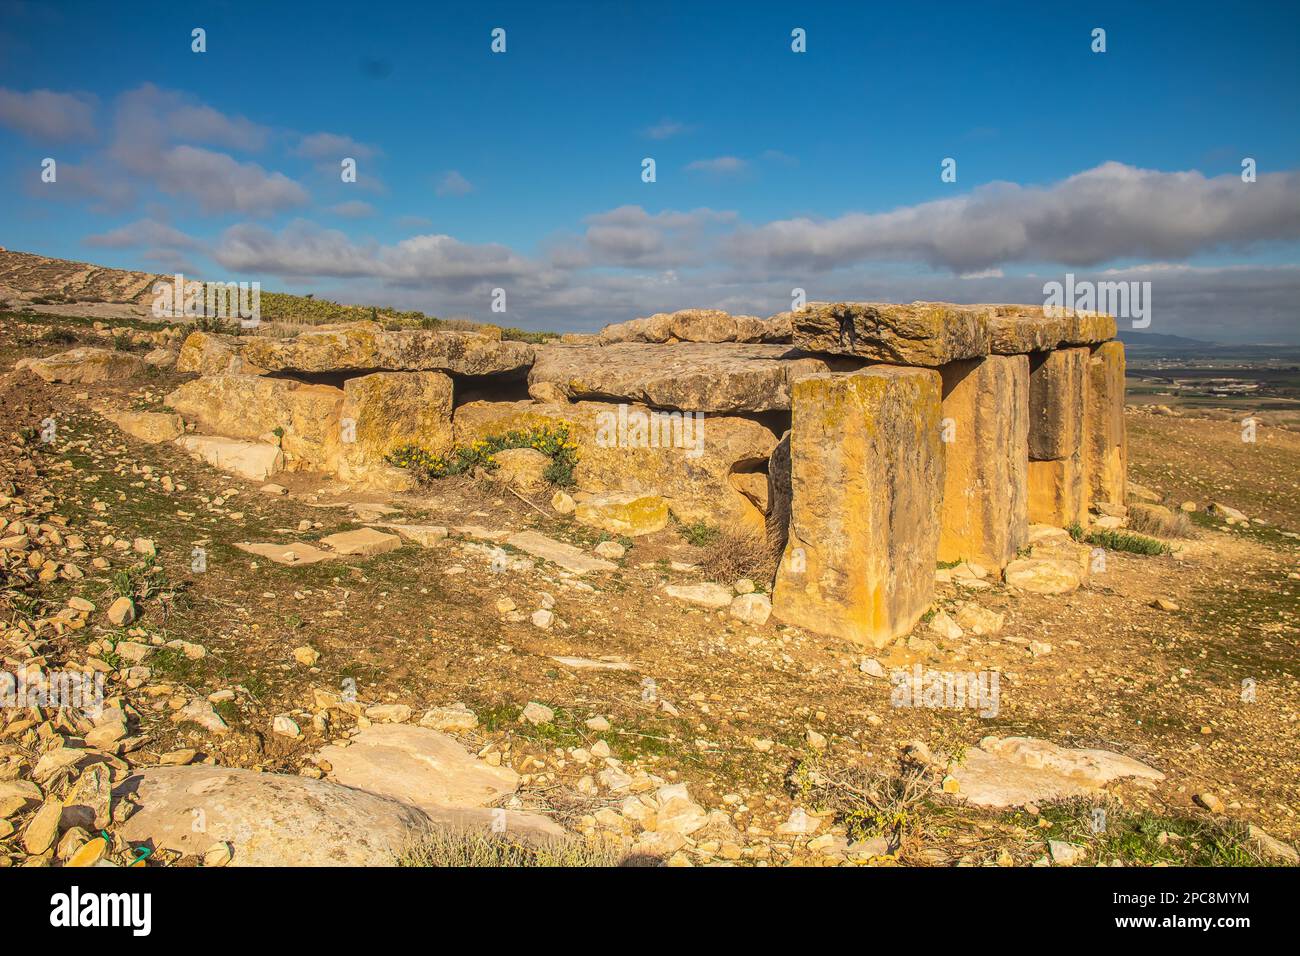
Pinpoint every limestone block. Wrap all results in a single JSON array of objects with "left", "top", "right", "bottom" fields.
[
  {"left": 772, "top": 366, "right": 944, "bottom": 647},
  {"left": 1082, "top": 341, "right": 1127, "bottom": 506},
  {"left": 979, "top": 305, "right": 1117, "bottom": 354},
  {"left": 238, "top": 322, "right": 533, "bottom": 375},
  {"left": 575, "top": 492, "right": 669, "bottom": 537},
  {"left": 22, "top": 347, "right": 144, "bottom": 384},
  {"left": 788, "top": 301, "right": 989, "bottom": 366},
  {"left": 1027, "top": 457, "right": 1088, "bottom": 528},
  {"left": 937, "top": 354, "right": 1029, "bottom": 569},
  {"left": 105, "top": 410, "right": 184, "bottom": 444},
  {"left": 528, "top": 342, "right": 853, "bottom": 413},
  {"left": 166, "top": 374, "right": 344, "bottom": 471},
  {"left": 175, "top": 331, "right": 263, "bottom": 375},
  {"left": 337, "top": 371, "right": 453, "bottom": 485},
  {"left": 454, "top": 400, "right": 778, "bottom": 530},
  {"left": 174, "top": 435, "right": 284, "bottom": 481},
  {"left": 1027, "top": 347, "right": 1088, "bottom": 461}
]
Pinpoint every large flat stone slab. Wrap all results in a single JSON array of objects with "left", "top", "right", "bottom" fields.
[
  {"left": 598, "top": 308, "right": 791, "bottom": 344},
  {"left": 787, "top": 301, "right": 989, "bottom": 366},
  {"left": 20, "top": 347, "right": 145, "bottom": 384},
  {"left": 174, "top": 435, "right": 284, "bottom": 481},
  {"left": 505, "top": 529, "right": 616, "bottom": 575},
  {"left": 239, "top": 322, "right": 534, "bottom": 376},
  {"left": 320, "top": 527, "right": 403, "bottom": 556},
  {"left": 528, "top": 342, "right": 854, "bottom": 413},
  {"left": 773, "top": 366, "right": 944, "bottom": 648},
  {"left": 945, "top": 736, "right": 1164, "bottom": 808},
  {"left": 235, "top": 541, "right": 337, "bottom": 565},
  {"left": 978, "top": 304, "right": 1118, "bottom": 354},
  {"left": 113, "top": 765, "right": 433, "bottom": 866},
  {"left": 313, "top": 725, "right": 533, "bottom": 818}
]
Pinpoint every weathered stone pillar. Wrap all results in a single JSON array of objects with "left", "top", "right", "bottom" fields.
[
  {"left": 337, "top": 371, "right": 454, "bottom": 489},
  {"left": 765, "top": 430, "right": 792, "bottom": 558},
  {"left": 1026, "top": 347, "right": 1089, "bottom": 527},
  {"left": 772, "top": 367, "right": 944, "bottom": 648},
  {"left": 937, "top": 354, "right": 1029, "bottom": 569},
  {"left": 1082, "top": 340, "right": 1127, "bottom": 507}
]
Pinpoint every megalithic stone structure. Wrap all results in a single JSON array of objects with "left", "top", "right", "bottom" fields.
[
  {"left": 1026, "top": 346, "right": 1090, "bottom": 527},
  {"left": 937, "top": 354, "right": 1030, "bottom": 570},
  {"left": 1082, "top": 340, "right": 1127, "bottom": 506},
  {"left": 772, "top": 366, "right": 945, "bottom": 648}
]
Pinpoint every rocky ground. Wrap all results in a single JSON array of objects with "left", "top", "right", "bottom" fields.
[{"left": 1, "top": 310, "right": 1297, "bottom": 868}]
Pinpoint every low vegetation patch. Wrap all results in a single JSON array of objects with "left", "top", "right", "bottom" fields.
[
  {"left": 386, "top": 425, "right": 579, "bottom": 486},
  {"left": 675, "top": 519, "right": 720, "bottom": 548},
  {"left": 397, "top": 830, "right": 625, "bottom": 867},
  {"left": 1068, "top": 524, "right": 1171, "bottom": 555},
  {"left": 696, "top": 521, "right": 779, "bottom": 585},
  {"left": 1024, "top": 798, "right": 1273, "bottom": 867},
  {"left": 789, "top": 755, "right": 932, "bottom": 848},
  {"left": 1127, "top": 505, "right": 1194, "bottom": 538}
]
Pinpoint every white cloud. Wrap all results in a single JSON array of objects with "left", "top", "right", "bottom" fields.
[
  {"left": 295, "top": 131, "right": 378, "bottom": 160},
  {"left": 84, "top": 218, "right": 199, "bottom": 249},
  {"left": 0, "top": 88, "right": 97, "bottom": 141},
  {"left": 213, "top": 220, "right": 539, "bottom": 292},
  {"left": 148, "top": 145, "right": 308, "bottom": 214},
  {"left": 111, "top": 84, "right": 268, "bottom": 153},
  {"left": 563, "top": 205, "right": 738, "bottom": 268},
  {"left": 643, "top": 118, "right": 690, "bottom": 140},
  {"left": 103, "top": 85, "right": 306, "bottom": 215},
  {"left": 685, "top": 156, "right": 748, "bottom": 175},
  {"left": 436, "top": 170, "right": 474, "bottom": 197},
  {"left": 727, "top": 162, "right": 1300, "bottom": 273},
  {"left": 328, "top": 200, "right": 376, "bottom": 218}
]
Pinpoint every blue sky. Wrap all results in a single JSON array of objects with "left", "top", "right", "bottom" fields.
[{"left": 2, "top": 0, "right": 1299, "bottom": 340}]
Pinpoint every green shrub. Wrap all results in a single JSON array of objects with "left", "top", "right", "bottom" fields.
[
  {"left": 677, "top": 520, "right": 720, "bottom": 547},
  {"left": 386, "top": 425, "right": 578, "bottom": 487},
  {"left": 1084, "top": 528, "right": 1171, "bottom": 555}
]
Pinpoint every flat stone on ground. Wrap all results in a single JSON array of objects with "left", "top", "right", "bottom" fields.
[
  {"left": 505, "top": 529, "right": 616, "bottom": 575},
  {"left": 114, "top": 766, "right": 433, "bottom": 866},
  {"left": 945, "top": 736, "right": 1164, "bottom": 808},
  {"left": 311, "top": 725, "right": 560, "bottom": 839},
  {"left": 174, "top": 435, "right": 284, "bottom": 481},
  {"left": 320, "top": 527, "right": 403, "bottom": 556},
  {"left": 235, "top": 541, "right": 337, "bottom": 565}
]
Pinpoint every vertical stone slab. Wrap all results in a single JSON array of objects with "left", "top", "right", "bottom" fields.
[
  {"left": 1027, "top": 347, "right": 1088, "bottom": 527},
  {"left": 772, "top": 367, "right": 944, "bottom": 648},
  {"left": 337, "top": 371, "right": 454, "bottom": 488},
  {"left": 765, "top": 430, "right": 792, "bottom": 558},
  {"left": 1027, "top": 347, "right": 1087, "bottom": 460},
  {"left": 1083, "top": 341, "right": 1127, "bottom": 506},
  {"left": 1027, "top": 458, "right": 1087, "bottom": 528},
  {"left": 937, "top": 354, "right": 1029, "bottom": 569}
]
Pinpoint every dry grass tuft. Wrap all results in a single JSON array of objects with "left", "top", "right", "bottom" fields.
[
  {"left": 396, "top": 829, "right": 628, "bottom": 867},
  {"left": 696, "top": 520, "right": 780, "bottom": 586},
  {"left": 1128, "top": 502, "right": 1194, "bottom": 538}
]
